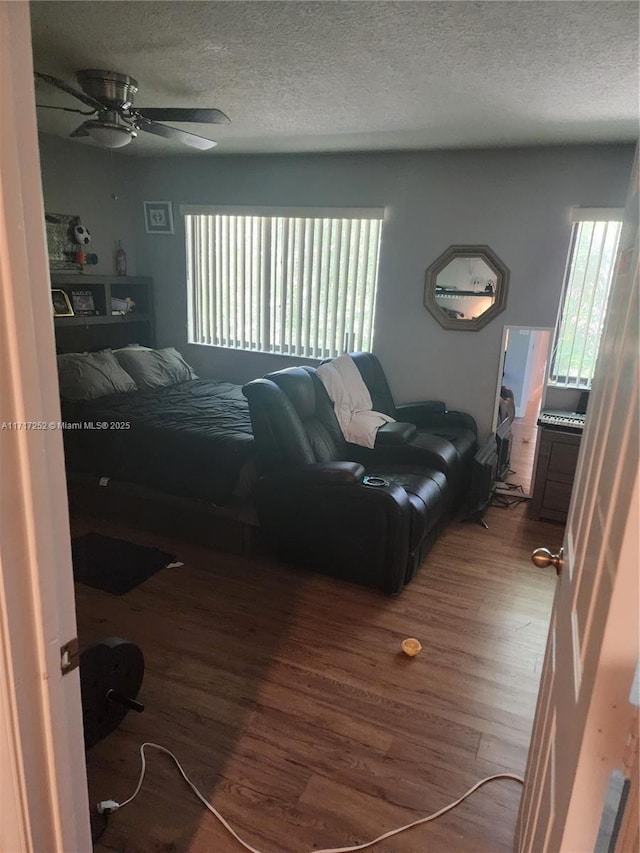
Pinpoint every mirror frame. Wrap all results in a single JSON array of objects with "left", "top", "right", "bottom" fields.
[{"left": 424, "top": 244, "right": 510, "bottom": 331}]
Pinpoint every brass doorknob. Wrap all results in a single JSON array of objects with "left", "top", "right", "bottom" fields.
[{"left": 531, "top": 547, "right": 564, "bottom": 575}]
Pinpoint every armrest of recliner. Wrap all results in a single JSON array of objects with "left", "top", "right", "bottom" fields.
[
  {"left": 254, "top": 466, "right": 412, "bottom": 594},
  {"left": 266, "top": 461, "right": 365, "bottom": 487},
  {"left": 395, "top": 401, "right": 446, "bottom": 422},
  {"left": 396, "top": 402, "right": 477, "bottom": 435},
  {"left": 375, "top": 422, "right": 417, "bottom": 445},
  {"left": 446, "top": 410, "right": 478, "bottom": 435}
]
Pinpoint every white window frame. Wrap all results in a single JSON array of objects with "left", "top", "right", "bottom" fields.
[
  {"left": 181, "top": 205, "right": 384, "bottom": 359},
  {"left": 549, "top": 208, "right": 624, "bottom": 390}
]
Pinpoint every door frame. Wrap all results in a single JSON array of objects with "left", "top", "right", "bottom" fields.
[
  {"left": 1, "top": 2, "right": 636, "bottom": 849},
  {"left": 0, "top": 4, "right": 91, "bottom": 850},
  {"left": 515, "top": 147, "right": 639, "bottom": 852},
  {"left": 492, "top": 325, "right": 554, "bottom": 432}
]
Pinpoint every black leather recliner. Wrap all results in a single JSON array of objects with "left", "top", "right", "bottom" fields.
[
  {"left": 320, "top": 352, "right": 478, "bottom": 505},
  {"left": 243, "top": 367, "right": 449, "bottom": 594}
]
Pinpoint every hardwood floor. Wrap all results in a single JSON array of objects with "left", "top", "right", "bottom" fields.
[
  {"left": 506, "top": 420, "right": 538, "bottom": 495},
  {"left": 503, "top": 397, "right": 543, "bottom": 496},
  {"left": 73, "top": 504, "right": 561, "bottom": 853}
]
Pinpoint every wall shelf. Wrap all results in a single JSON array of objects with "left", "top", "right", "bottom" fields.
[
  {"left": 435, "top": 288, "right": 495, "bottom": 298},
  {"left": 51, "top": 274, "right": 154, "bottom": 352},
  {"left": 54, "top": 313, "right": 151, "bottom": 327}
]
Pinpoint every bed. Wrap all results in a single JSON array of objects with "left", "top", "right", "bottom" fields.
[
  {"left": 57, "top": 345, "right": 260, "bottom": 553},
  {"left": 62, "top": 378, "right": 254, "bottom": 505}
]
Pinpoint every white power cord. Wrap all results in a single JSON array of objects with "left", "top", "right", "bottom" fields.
[{"left": 97, "top": 741, "right": 524, "bottom": 853}]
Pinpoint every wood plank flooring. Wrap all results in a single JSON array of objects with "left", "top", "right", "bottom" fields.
[
  {"left": 73, "top": 502, "right": 562, "bottom": 853},
  {"left": 505, "top": 396, "right": 543, "bottom": 496},
  {"left": 506, "top": 419, "right": 538, "bottom": 495}
]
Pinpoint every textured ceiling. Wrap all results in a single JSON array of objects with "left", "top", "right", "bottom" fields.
[{"left": 30, "top": 0, "right": 639, "bottom": 157}]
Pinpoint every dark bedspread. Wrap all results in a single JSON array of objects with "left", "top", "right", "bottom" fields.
[{"left": 61, "top": 379, "right": 254, "bottom": 505}]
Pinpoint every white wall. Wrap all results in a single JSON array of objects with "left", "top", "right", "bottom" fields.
[
  {"left": 37, "top": 134, "right": 138, "bottom": 277},
  {"left": 522, "top": 330, "right": 551, "bottom": 416},
  {"left": 130, "top": 144, "right": 633, "bottom": 438},
  {"left": 504, "top": 328, "right": 532, "bottom": 414},
  {"left": 36, "top": 140, "right": 634, "bottom": 438},
  {"left": 504, "top": 329, "right": 551, "bottom": 419}
]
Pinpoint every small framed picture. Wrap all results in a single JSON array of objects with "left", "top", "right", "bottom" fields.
[
  {"left": 71, "top": 290, "right": 97, "bottom": 316},
  {"left": 51, "top": 289, "right": 74, "bottom": 317},
  {"left": 143, "top": 201, "right": 174, "bottom": 235}
]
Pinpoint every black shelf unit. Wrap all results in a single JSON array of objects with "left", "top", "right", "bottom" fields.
[
  {"left": 54, "top": 312, "right": 152, "bottom": 327},
  {"left": 51, "top": 274, "right": 154, "bottom": 353}
]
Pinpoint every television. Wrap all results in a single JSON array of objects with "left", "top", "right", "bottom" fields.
[
  {"left": 466, "top": 434, "right": 498, "bottom": 526},
  {"left": 495, "top": 417, "right": 513, "bottom": 482}
]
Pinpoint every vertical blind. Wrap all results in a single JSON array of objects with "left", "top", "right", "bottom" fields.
[
  {"left": 184, "top": 209, "right": 383, "bottom": 358},
  {"left": 550, "top": 218, "right": 622, "bottom": 388}
]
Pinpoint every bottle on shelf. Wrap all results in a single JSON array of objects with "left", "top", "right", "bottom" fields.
[{"left": 115, "top": 240, "right": 127, "bottom": 276}]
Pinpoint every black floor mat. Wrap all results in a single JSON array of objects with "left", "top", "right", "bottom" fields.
[{"left": 71, "top": 533, "right": 176, "bottom": 595}]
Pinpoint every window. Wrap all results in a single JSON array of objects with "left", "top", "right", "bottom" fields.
[
  {"left": 549, "top": 209, "right": 623, "bottom": 389},
  {"left": 183, "top": 206, "right": 384, "bottom": 358}
]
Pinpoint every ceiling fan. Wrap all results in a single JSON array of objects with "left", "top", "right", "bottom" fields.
[{"left": 35, "top": 69, "right": 230, "bottom": 151}]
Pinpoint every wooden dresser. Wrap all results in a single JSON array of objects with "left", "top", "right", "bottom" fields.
[{"left": 529, "top": 422, "right": 583, "bottom": 523}]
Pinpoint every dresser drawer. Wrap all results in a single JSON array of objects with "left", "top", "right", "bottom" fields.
[
  {"left": 547, "top": 440, "right": 580, "bottom": 483},
  {"left": 529, "top": 427, "right": 582, "bottom": 522}
]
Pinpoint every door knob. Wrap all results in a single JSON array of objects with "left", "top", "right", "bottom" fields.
[{"left": 531, "top": 547, "right": 564, "bottom": 575}]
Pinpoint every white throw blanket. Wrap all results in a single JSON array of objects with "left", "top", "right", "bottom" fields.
[{"left": 317, "top": 355, "right": 394, "bottom": 449}]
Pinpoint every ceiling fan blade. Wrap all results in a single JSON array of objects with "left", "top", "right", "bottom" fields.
[
  {"left": 36, "top": 104, "right": 97, "bottom": 116},
  {"left": 136, "top": 107, "right": 230, "bottom": 125},
  {"left": 138, "top": 121, "right": 217, "bottom": 150},
  {"left": 34, "top": 71, "right": 105, "bottom": 112}
]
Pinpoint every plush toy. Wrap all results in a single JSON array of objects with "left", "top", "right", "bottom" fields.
[
  {"left": 67, "top": 217, "right": 91, "bottom": 247},
  {"left": 74, "top": 223, "right": 91, "bottom": 246},
  {"left": 66, "top": 218, "right": 93, "bottom": 268}
]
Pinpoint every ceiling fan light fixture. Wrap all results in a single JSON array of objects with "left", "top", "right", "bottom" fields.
[
  {"left": 38, "top": 70, "right": 229, "bottom": 152},
  {"left": 84, "top": 120, "right": 135, "bottom": 149}
]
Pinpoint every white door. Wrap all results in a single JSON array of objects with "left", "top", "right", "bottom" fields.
[
  {"left": 516, "top": 151, "right": 639, "bottom": 852},
  {"left": 0, "top": 4, "right": 91, "bottom": 850}
]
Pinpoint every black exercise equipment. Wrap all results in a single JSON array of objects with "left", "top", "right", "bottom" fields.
[{"left": 79, "top": 637, "right": 145, "bottom": 748}]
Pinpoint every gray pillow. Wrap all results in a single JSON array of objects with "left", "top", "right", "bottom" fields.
[
  {"left": 113, "top": 346, "right": 197, "bottom": 389},
  {"left": 57, "top": 350, "right": 137, "bottom": 401}
]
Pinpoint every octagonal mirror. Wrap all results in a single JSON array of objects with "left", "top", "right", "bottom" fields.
[{"left": 424, "top": 245, "right": 509, "bottom": 331}]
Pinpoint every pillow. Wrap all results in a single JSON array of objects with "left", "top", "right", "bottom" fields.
[
  {"left": 113, "top": 346, "right": 197, "bottom": 389},
  {"left": 57, "top": 350, "right": 137, "bottom": 401}
]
